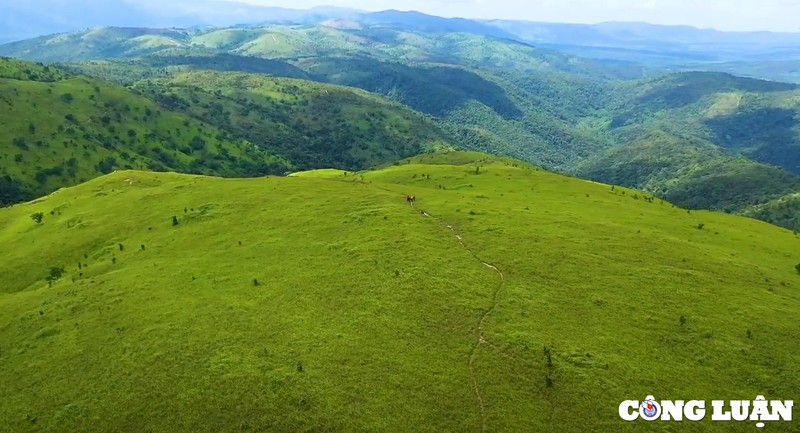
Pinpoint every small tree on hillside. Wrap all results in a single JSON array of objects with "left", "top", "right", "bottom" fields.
[
  {"left": 47, "top": 266, "right": 65, "bottom": 283},
  {"left": 30, "top": 212, "right": 44, "bottom": 224},
  {"left": 795, "top": 263, "right": 800, "bottom": 275}
]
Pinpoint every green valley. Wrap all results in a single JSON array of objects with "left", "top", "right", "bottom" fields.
[{"left": 1, "top": 152, "right": 798, "bottom": 432}]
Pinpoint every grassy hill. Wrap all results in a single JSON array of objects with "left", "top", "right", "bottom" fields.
[
  {"left": 0, "top": 57, "right": 459, "bottom": 205},
  {"left": 0, "top": 57, "right": 290, "bottom": 206},
  {"left": 1, "top": 151, "right": 799, "bottom": 432}
]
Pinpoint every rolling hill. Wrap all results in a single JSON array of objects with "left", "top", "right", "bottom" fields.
[
  {"left": 4, "top": 5, "right": 800, "bottom": 81},
  {"left": 1, "top": 152, "right": 798, "bottom": 432},
  {"left": 3, "top": 24, "right": 800, "bottom": 232},
  {"left": 132, "top": 70, "right": 456, "bottom": 170},
  {"left": 0, "top": 57, "right": 290, "bottom": 206},
  {"left": 575, "top": 130, "right": 800, "bottom": 214},
  {"left": 607, "top": 72, "right": 800, "bottom": 173},
  {"left": 572, "top": 72, "right": 800, "bottom": 219},
  {"left": 0, "top": 57, "right": 458, "bottom": 206},
  {"left": 0, "top": 0, "right": 356, "bottom": 44},
  {"left": 0, "top": 24, "right": 632, "bottom": 80}
]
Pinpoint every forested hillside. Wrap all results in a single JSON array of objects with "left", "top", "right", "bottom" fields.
[{"left": 132, "top": 71, "right": 455, "bottom": 170}]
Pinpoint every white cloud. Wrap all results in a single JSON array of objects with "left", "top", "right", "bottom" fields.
[{"left": 226, "top": 0, "right": 800, "bottom": 31}]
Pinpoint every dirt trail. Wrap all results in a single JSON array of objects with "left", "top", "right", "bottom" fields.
[{"left": 416, "top": 204, "right": 505, "bottom": 433}]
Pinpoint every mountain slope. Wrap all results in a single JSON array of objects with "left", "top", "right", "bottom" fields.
[
  {"left": 1, "top": 152, "right": 798, "bottom": 432},
  {"left": 575, "top": 130, "right": 800, "bottom": 212},
  {"left": 608, "top": 72, "right": 800, "bottom": 166},
  {"left": 0, "top": 57, "right": 289, "bottom": 205},
  {"left": 566, "top": 72, "right": 800, "bottom": 224},
  {"left": 131, "top": 70, "right": 456, "bottom": 170}
]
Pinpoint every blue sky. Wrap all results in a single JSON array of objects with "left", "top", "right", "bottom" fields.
[{"left": 230, "top": 0, "right": 800, "bottom": 32}]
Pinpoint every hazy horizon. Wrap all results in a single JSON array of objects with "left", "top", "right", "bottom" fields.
[{"left": 183, "top": 0, "right": 800, "bottom": 32}]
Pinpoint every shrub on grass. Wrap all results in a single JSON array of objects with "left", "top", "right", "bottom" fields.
[
  {"left": 545, "top": 372, "right": 554, "bottom": 388},
  {"left": 543, "top": 345, "right": 553, "bottom": 368},
  {"left": 47, "top": 267, "right": 64, "bottom": 283},
  {"left": 543, "top": 345, "right": 555, "bottom": 388},
  {"left": 30, "top": 212, "right": 44, "bottom": 224}
]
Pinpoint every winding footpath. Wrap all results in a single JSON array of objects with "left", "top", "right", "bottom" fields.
[{"left": 416, "top": 205, "right": 506, "bottom": 433}]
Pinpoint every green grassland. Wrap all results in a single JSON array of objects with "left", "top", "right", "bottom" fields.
[
  {"left": 1, "top": 152, "right": 798, "bottom": 432},
  {"left": 0, "top": 57, "right": 290, "bottom": 205}
]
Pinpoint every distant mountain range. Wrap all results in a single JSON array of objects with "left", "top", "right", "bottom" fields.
[
  {"left": 0, "top": 0, "right": 357, "bottom": 43},
  {"left": 3, "top": 2, "right": 800, "bottom": 82}
]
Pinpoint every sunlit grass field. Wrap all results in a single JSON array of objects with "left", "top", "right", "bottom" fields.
[{"left": 1, "top": 152, "right": 798, "bottom": 432}]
